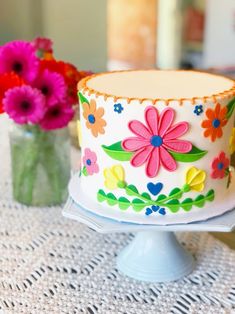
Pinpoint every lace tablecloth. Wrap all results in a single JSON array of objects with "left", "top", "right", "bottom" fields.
[{"left": 1, "top": 116, "right": 235, "bottom": 314}]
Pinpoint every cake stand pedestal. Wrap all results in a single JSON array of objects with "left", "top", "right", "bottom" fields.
[{"left": 63, "top": 196, "right": 235, "bottom": 283}]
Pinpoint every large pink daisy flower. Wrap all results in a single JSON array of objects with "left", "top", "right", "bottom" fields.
[
  {"left": 33, "top": 69, "right": 67, "bottom": 106},
  {"left": 0, "top": 41, "right": 39, "bottom": 83},
  {"left": 3, "top": 85, "right": 45, "bottom": 124},
  {"left": 122, "top": 106, "right": 192, "bottom": 177},
  {"left": 40, "top": 102, "right": 74, "bottom": 130}
]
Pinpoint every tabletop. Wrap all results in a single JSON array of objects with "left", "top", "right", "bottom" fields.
[{"left": 1, "top": 115, "right": 235, "bottom": 314}]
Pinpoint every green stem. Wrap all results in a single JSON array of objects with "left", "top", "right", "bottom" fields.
[{"left": 123, "top": 185, "right": 187, "bottom": 205}]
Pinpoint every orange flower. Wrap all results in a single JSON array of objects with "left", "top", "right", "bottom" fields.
[
  {"left": 83, "top": 99, "right": 106, "bottom": 137},
  {"left": 201, "top": 103, "right": 227, "bottom": 142}
]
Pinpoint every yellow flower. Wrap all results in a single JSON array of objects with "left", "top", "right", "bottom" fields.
[
  {"left": 185, "top": 166, "right": 206, "bottom": 192},
  {"left": 229, "top": 128, "right": 235, "bottom": 154},
  {"left": 104, "top": 165, "right": 126, "bottom": 190}
]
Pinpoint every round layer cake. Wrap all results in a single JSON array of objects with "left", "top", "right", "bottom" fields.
[{"left": 76, "top": 70, "right": 235, "bottom": 224}]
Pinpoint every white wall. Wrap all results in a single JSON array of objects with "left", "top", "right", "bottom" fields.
[{"left": 203, "top": 0, "right": 235, "bottom": 68}]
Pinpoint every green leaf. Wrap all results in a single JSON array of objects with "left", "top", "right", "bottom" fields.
[
  {"left": 126, "top": 184, "right": 139, "bottom": 196},
  {"left": 102, "top": 141, "right": 133, "bottom": 161},
  {"left": 206, "top": 189, "right": 215, "bottom": 202},
  {"left": 169, "top": 187, "right": 183, "bottom": 199},
  {"left": 132, "top": 199, "right": 146, "bottom": 212},
  {"left": 226, "top": 97, "right": 235, "bottom": 120},
  {"left": 181, "top": 198, "right": 193, "bottom": 212},
  {"left": 169, "top": 145, "right": 207, "bottom": 162},
  {"left": 166, "top": 199, "right": 180, "bottom": 213},
  {"left": 156, "top": 194, "right": 167, "bottom": 202},
  {"left": 194, "top": 195, "right": 205, "bottom": 208},
  {"left": 118, "top": 197, "right": 131, "bottom": 210},
  {"left": 106, "top": 193, "right": 117, "bottom": 206},
  {"left": 141, "top": 192, "right": 151, "bottom": 200},
  {"left": 78, "top": 92, "right": 89, "bottom": 104},
  {"left": 97, "top": 190, "right": 106, "bottom": 202}
]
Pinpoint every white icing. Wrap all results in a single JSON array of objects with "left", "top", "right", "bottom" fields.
[
  {"left": 86, "top": 70, "right": 234, "bottom": 99},
  {"left": 79, "top": 70, "right": 235, "bottom": 224}
]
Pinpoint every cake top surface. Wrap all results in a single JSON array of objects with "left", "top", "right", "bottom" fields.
[{"left": 83, "top": 70, "right": 234, "bottom": 100}]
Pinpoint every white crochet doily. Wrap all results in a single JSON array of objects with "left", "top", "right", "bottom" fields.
[{"left": 1, "top": 116, "right": 235, "bottom": 314}]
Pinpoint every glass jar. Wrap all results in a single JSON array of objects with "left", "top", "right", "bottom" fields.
[{"left": 9, "top": 124, "right": 71, "bottom": 206}]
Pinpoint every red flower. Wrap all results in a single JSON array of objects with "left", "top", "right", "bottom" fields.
[
  {"left": 0, "top": 72, "right": 25, "bottom": 113},
  {"left": 211, "top": 151, "right": 230, "bottom": 179}
]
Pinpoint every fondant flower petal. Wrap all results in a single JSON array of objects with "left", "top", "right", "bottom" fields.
[
  {"left": 163, "top": 139, "right": 192, "bottom": 153},
  {"left": 122, "top": 137, "right": 150, "bottom": 151},
  {"left": 95, "top": 107, "right": 105, "bottom": 118},
  {"left": 146, "top": 147, "right": 160, "bottom": 177},
  {"left": 215, "top": 103, "right": 220, "bottom": 116},
  {"left": 185, "top": 166, "right": 198, "bottom": 185},
  {"left": 164, "top": 122, "right": 189, "bottom": 140},
  {"left": 145, "top": 106, "right": 158, "bottom": 135},
  {"left": 82, "top": 103, "right": 90, "bottom": 119},
  {"left": 190, "top": 170, "right": 206, "bottom": 186},
  {"left": 201, "top": 120, "right": 212, "bottom": 128},
  {"left": 159, "top": 146, "right": 177, "bottom": 171},
  {"left": 104, "top": 168, "right": 118, "bottom": 189},
  {"left": 158, "top": 108, "right": 174, "bottom": 137},
  {"left": 191, "top": 182, "right": 204, "bottom": 192},
  {"left": 131, "top": 145, "right": 154, "bottom": 167},
  {"left": 89, "top": 99, "right": 96, "bottom": 114},
  {"left": 206, "top": 108, "right": 215, "bottom": 120},
  {"left": 129, "top": 120, "right": 152, "bottom": 139},
  {"left": 112, "top": 165, "right": 125, "bottom": 182}
]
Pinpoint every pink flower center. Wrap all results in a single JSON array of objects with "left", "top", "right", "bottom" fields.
[
  {"left": 150, "top": 135, "right": 163, "bottom": 147},
  {"left": 12, "top": 61, "right": 23, "bottom": 74},
  {"left": 20, "top": 101, "right": 31, "bottom": 112},
  {"left": 41, "top": 85, "right": 49, "bottom": 95},
  {"left": 50, "top": 107, "right": 60, "bottom": 117}
]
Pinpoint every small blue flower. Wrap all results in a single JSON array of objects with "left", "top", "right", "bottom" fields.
[
  {"left": 145, "top": 205, "right": 166, "bottom": 216},
  {"left": 194, "top": 105, "right": 203, "bottom": 116},
  {"left": 114, "top": 103, "right": 124, "bottom": 114}
]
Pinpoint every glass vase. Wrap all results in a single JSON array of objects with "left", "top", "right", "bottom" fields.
[{"left": 9, "top": 124, "right": 71, "bottom": 206}]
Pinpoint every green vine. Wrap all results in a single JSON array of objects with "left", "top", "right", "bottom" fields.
[{"left": 97, "top": 183, "right": 215, "bottom": 214}]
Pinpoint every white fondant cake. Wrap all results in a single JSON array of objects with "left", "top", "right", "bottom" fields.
[{"left": 77, "top": 70, "right": 235, "bottom": 224}]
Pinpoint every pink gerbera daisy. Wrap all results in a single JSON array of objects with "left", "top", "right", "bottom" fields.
[
  {"left": 0, "top": 41, "right": 39, "bottom": 83},
  {"left": 40, "top": 102, "right": 74, "bottom": 130},
  {"left": 82, "top": 148, "right": 99, "bottom": 175},
  {"left": 3, "top": 85, "right": 45, "bottom": 124},
  {"left": 33, "top": 69, "right": 67, "bottom": 106},
  {"left": 211, "top": 151, "right": 230, "bottom": 179},
  {"left": 122, "top": 106, "right": 192, "bottom": 177}
]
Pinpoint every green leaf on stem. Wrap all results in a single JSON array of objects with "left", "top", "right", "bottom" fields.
[
  {"left": 169, "top": 145, "right": 207, "bottom": 162},
  {"left": 78, "top": 92, "right": 89, "bottom": 105},
  {"left": 102, "top": 141, "right": 133, "bottom": 161},
  {"left": 226, "top": 97, "right": 235, "bottom": 120}
]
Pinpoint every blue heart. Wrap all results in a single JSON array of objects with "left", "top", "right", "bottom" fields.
[
  {"left": 159, "top": 208, "right": 166, "bottom": 216},
  {"left": 147, "top": 182, "right": 163, "bottom": 196},
  {"left": 145, "top": 207, "right": 152, "bottom": 216},
  {"left": 151, "top": 205, "right": 160, "bottom": 212}
]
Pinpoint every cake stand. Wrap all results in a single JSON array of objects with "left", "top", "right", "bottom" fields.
[{"left": 63, "top": 186, "right": 235, "bottom": 283}]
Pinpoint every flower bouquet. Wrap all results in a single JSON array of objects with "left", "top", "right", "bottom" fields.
[{"left": 0, "top": 37, "right": 90, "bottom": 206}]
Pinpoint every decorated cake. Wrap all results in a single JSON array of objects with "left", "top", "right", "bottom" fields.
[{"left": 76, "top": 70, "right": 235, "bottom": 224}]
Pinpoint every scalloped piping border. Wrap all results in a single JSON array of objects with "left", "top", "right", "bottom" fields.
[{"left": 77, "top": 69, "right": 235, "bottom": 106}]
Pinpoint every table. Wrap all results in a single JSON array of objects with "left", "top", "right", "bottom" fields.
[{"left": 1, "top": 115, "right": 235, "bottom": 313}]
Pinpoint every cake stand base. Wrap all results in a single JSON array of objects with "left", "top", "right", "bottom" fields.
[
  {"left": 117, "top": 231, "right": 194, "bottom": 282},
  {"left": 63, "top": 196, "right": 235, "bottom": 283}
]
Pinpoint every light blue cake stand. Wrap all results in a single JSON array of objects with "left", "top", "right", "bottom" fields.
[{"left": 63, "top": 194, "right": 235, "bottom": 283}]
